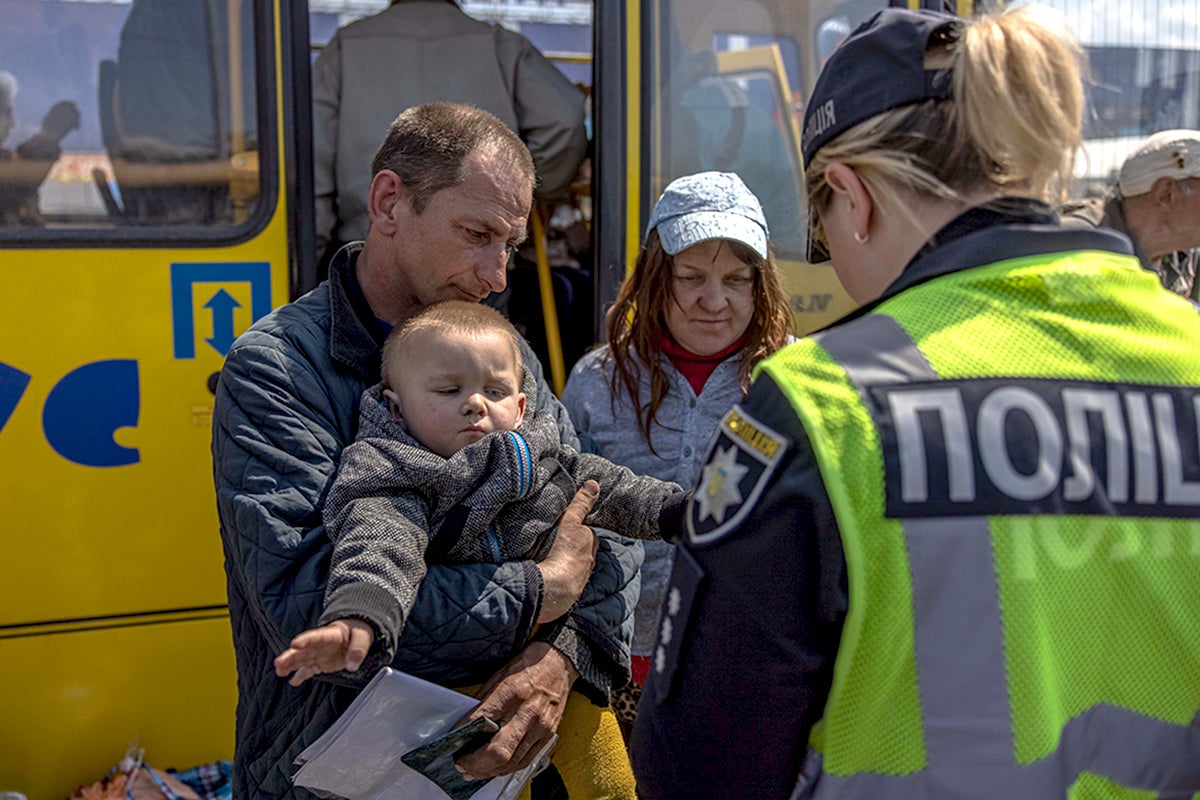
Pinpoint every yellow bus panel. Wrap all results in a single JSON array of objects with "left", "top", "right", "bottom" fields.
[{"left": 0, "top": 614, "right": 235, "bottom": 798}]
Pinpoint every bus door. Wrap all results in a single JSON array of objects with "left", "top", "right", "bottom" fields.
[
  {"left": 594, "top": 0, "right": 890, "bottom": 337},
  {"left": 0, "top": 0, "right": 312, "bottom": 794}
]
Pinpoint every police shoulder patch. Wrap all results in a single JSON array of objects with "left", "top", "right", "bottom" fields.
[{"left": 686, "top": 404, "right": 787, "bottom": 545}]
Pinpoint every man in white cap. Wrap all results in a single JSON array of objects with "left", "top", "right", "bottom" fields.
[{"left": 1062, "top": 129, "right": 1200, "bottom": 297}]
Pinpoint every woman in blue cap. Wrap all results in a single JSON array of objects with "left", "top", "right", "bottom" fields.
[
  {"left": 632, "top": 6, "right": 1200, "bottom": 799},
  {"left": 561, "top": 170, "right": 793, "bottom": 743}
]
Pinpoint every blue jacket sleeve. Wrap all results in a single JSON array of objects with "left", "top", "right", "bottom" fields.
[
  {"left": 630, "top": 374, "right": 847, "bottom": 799},
  {"left": 391, "top": 558, "right": 545, "bottom": 687},
  {"left": 519, "top": 337, "right": 647, "bottom": 697},
  {"left": 535, "top": 530, "right": 644, "bottom": 702}
]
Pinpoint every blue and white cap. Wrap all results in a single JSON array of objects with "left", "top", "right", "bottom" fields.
[{"left": 647, "top": 172, "right": 769, "bottom": 258}]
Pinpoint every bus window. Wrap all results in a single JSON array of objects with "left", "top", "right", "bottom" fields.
[
  {"left": 1080, "top": 44, "right": 1200, "bottom": 180},
  {"left": 1022, "top": 0, "right": 1200, "bottom": 188},
  {"left": 713, "top": 31, "right": 804, "bottom": 110},
  {"left": 648, "top": 5, "right": 800, "bottom": 254},
  {"left": 711, "top": 41, "right": 807, "bottom": 254},
  {"left": 637, "top": 0, "right": 883, "bottom": 333},
  {"left": 0, "top": 0, "right": 267, "bottom": 236},
  {"left": 643, "top": 1, "right": 884, "bottom": 257}
]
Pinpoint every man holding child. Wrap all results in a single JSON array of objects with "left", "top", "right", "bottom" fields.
[{"left": 213, "top": 103, "right": 642, "bottom": 799}]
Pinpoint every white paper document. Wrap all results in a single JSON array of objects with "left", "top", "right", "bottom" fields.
[{"left": 292, "top": 667, "right": 555, "bottom": 800}]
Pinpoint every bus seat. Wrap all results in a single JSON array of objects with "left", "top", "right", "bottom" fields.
[{"left": 97, "top": 57, "right": 227, "bottom": 223}]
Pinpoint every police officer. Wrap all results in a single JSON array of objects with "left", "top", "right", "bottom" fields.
[{"left": 630, "top": 7, "right": 1200, "bottom": 799}]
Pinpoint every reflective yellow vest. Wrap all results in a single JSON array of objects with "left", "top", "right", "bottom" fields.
[{"left": 760, "top": 248, "right": 1200, "bottom": 798}]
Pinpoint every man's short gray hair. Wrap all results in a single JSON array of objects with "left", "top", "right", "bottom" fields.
[{"left": 370, "top": 102, "right": 536, "bottom": 214}]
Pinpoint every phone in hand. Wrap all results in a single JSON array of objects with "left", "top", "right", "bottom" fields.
[{"left": 400, "top": 716, "right": 501, "bottom": 799}]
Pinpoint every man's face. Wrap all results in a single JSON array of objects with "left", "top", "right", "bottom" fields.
[
  {"left": 383, "top": 328, "right": 526, "bottom": 459},
  {"left": 375, "top": 150, "right": 531, "bottom": 319},
  {"left": 1167, "top": 177, "right": 1200, "bottom": 251}
]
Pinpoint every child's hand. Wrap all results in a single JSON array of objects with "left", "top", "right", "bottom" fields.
[{"left": 273, "top": 619, "right": 375, "bottom": 687}]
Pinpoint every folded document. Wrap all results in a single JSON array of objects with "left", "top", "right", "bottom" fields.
[{"left": 292, "top": 667, "right": 555, "bottom": 800}]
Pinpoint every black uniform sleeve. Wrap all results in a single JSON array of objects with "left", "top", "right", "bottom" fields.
[{"left": 630, "top": 373, "right": 848, "bottom": 800}]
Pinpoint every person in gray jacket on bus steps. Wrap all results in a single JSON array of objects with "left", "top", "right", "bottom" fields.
[{"left": 312, "top": 0, "right": 587, "bottom": 264}]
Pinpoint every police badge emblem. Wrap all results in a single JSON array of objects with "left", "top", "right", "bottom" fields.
[{"left": 686, "top": 405, "right": 786, "bottom": 545}]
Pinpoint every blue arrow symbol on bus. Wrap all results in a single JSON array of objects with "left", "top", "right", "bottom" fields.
[{"left": 205, "top": 289, "right": 242, "bottom": 356}]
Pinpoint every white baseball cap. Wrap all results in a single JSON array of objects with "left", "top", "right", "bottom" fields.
[
  {"left": 1118, "top": 129, "right": 1200, "bottom": 197},
  {"left": 647, "top": 172, "right": 769, "bottom": 258}
]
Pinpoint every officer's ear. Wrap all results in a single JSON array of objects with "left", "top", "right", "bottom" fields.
[
  {"left": 368, "top": 170, "right": 411, "bottom": 235},
  {"left": 824, "top": 162, "right": 874, "bottom": 244}
]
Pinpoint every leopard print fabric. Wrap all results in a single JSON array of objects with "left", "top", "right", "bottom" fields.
[{"left": 611, "top": 683, "right": 644, "bottom": 744}]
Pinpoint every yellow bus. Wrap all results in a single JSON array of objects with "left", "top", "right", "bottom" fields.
[
  {"left": 1, "top": 0, "right": 1195, "bottom": 796},
  {"left": 0, "top": 1, "right": 311, "bottom": 793}
]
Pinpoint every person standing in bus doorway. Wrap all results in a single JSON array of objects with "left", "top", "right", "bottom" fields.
[
  {"left": 631, "top": 6, "right": 1200, "bottom": 798},
  {"left": 213, "top": 103, "right": 642, "bottom": 800},
  {"left": 1060, "top": 129, "right": 1200, "bottom": 298},
  {"left": 311, "top": 0, "right": 588, "bottom": 271}
]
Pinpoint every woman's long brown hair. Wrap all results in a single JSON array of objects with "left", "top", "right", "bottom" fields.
[{"left": 604, "top": 230, "right": 794, "bottom": 451}]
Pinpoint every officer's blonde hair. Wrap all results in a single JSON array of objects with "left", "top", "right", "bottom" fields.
[{"left": 806, "top": 4, "right": 1085, "bottom": 229}]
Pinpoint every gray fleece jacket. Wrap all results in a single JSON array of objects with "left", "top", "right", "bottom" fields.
[{"left": 321, "top": 376, "right": 686, "bottom": 681}]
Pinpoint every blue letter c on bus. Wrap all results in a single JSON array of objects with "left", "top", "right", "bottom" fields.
[{"left": 43, "top": 360, "right": 141, "bottom": 467}]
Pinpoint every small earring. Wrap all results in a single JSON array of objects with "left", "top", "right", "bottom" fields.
[{"left": 854, "top": 230, "right": 870, "bottom": 245}]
